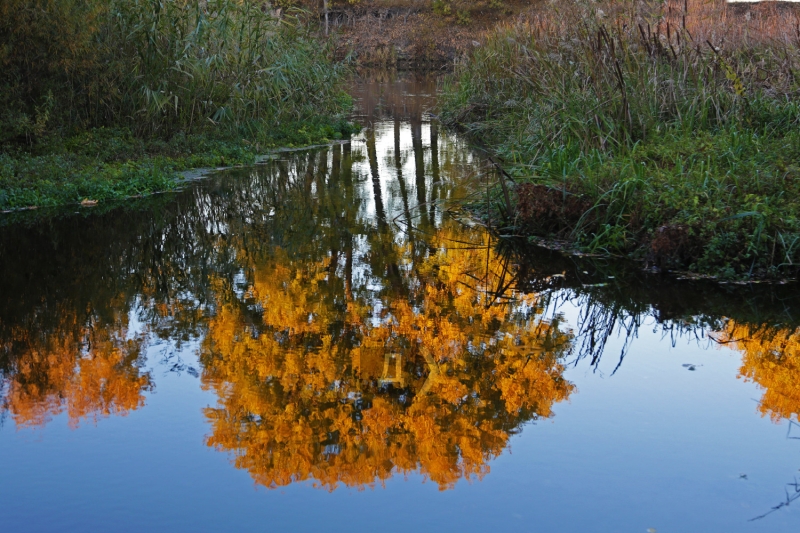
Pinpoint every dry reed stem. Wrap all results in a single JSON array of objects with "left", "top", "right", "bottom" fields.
[{"left": 521, "top": 0, "right": 799, "bottom": 47}]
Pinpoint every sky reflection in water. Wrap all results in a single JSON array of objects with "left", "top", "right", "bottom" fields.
[{"left": 0, "top": 72, "right": 799, "bottom": 532}]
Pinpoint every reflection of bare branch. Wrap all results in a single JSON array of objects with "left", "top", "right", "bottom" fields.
[
  {"left": 157, "top": 345, "right": 199, "bottom": 378},
  {"left": 788, "top": 420, "right": 800, "bottom": 440},
  {"left": 537, "top": 289, "right": 646, "bottom": 374},
  {"left": 749, "top": 476, "right": 800, "bottom": 522},
  {"left": 748, "top": 420, "right": 800, "bottom": 521}
]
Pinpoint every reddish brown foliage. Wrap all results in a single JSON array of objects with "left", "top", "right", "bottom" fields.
[
  {"left": 515, "top": 183, "right": 593, "bottom": 237},
  {"left": 647, "top": 223, "right": 702, "bottom": 269}
]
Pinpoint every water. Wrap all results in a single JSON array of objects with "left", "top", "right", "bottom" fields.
[{"left": 1, "top": 71, "right": 799, "bottom": 532}]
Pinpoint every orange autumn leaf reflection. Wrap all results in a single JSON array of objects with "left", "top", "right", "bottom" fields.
[
  {"left": 1, "top": 307, "right": 152, "bottom": 428},
  {"left": 718, "top": 322, "right": 800, "bottom": 423},
  {"left": 200, "top": 225, "right": 575, "bottom": 491}
]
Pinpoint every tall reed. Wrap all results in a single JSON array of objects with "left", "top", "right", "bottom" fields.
[{"left": 0, "top": 0, "right": 349, "bottom": 142}]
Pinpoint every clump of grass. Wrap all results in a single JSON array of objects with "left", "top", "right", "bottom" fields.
[{"left": 441, "top": 0, "right": 800, "bottom": 280}]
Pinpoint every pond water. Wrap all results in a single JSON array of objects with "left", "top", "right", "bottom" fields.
[{"left": 1, "top": 72, "right": 799, "bottom": 533}]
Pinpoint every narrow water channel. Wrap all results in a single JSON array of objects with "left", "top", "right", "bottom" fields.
[{"left": 1, "top": 72, "right": 799, "bottom": 532}]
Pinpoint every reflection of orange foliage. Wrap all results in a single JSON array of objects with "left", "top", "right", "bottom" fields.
[
  {"left": 719, "top": 322, "right": 800, "bottom": 422},
  {"left": 2, "top": 309, "right": 152, "bottom": 428},
  {"left": 201, "top": 224, "right": 574, "bottom": 490}
]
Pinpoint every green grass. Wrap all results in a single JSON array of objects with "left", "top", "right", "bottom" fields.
[
  {"left": 0, "top": 119, "right": 359, "bottom": 210},
  {"left": 440, "top": 2, "right": 800, "bottom": 280},
  {"left": 553, "top": 125, "right": 800, "bottom": 278}
]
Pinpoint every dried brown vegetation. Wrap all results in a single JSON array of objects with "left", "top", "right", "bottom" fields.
[
  {"left": 324, "top": 0, "right": 534, "bottom": 66},
  {"left": 516, "top": 183, "right": 593, "bottom": 237}
]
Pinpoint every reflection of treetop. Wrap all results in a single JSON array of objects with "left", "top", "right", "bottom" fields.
[
  {"left": 1, "top": 305, "right": 152, "bottom": 429},
  {"left": 717, "top": 322, "right": 800, "bottom": 424},
  {"left": 201, "top": 220, "right": 575, "bottom": 490}
]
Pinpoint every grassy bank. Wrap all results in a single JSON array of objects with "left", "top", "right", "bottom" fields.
[
  {"left": 0, "top": 0, "right": 354, "bottom": 210},
  {"left": 440, "top": 0, "right": 800, "bottom": 280},
  {"left": 0, "top": 119, "right": 357, "bottom": 210}
]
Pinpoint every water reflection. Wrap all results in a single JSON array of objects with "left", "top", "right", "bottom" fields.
[
  {"left": 0, "top": 72, "right": 575, "bottom": 490},
  {"left": 505, "top": 239, "right": 800, "bottom": 427},
  {"left": 1, "top": 73, "right": 800, "bottom": 505},
  {"left": 1, "top": 308, "right": 150, "bottom": 428},
  {"left": 195, "top": 77, "right": 575, "bottom": 489},
  {"left": 719, "top": 322, "right": 800, "bottom": 423},
  {"left": 199, "top": 219, "right": 573, "bottom": 490}
]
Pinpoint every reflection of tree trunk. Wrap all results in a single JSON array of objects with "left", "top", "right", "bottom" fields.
[
  {"left": 342, "top": 142, "right": 352, "bottom": 187},
  {"left": 316, "top": 148, "right": 329, "bottom": 205},
  {"left": 367, "top": 128, "right": 386, "bottom": 224},
  {"left": 340, "top": 140, "right": 354, "bottom": 302},
  {"left": 331, "top": 144, "right": 341, "bottom": 185},
  {"left": 368, "top": 126, "right": 404, "bottom": 294},
  {"left": 410, "top": 118, "right": 429, "bottom": 228},
  {"left": 429, "top": 122, "right": 440, "bottom": 227},
  {"left": 329, "top": 248, "right": 339, "bottom": 275},
  {"left": 345, "top": 235, "right": 353, "bottom": 301},
  {"left": 304, "top": 152, "right": 316, "bottom": 195},
  {"left": 278, "top": 160, "right": 289, "bottom": 194},
  {"left": 394, "top": 119, "right": 414, "bottom": 230},
  {"left": 324, "top": 0, "right": 329, "bottom": 35}
]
